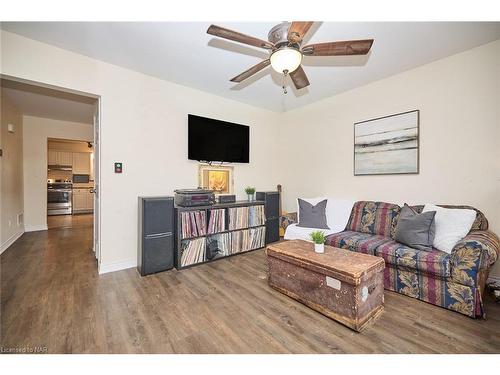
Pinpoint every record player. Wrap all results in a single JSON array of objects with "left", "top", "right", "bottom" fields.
[{"left": 174, "top": 188, "right": 215, "bottom": 207}]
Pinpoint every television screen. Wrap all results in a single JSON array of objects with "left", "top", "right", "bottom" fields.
[{"left": 188, "top": 114, "right": 249, "bottom": 163}]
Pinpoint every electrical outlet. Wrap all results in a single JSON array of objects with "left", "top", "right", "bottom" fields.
[{"left": 8, "top": 220, "right": 12, "bottom": 228}]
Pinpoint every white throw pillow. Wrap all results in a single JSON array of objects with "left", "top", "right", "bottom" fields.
[{"left": 422, "top": 204, "right": 476, "bottom": 254}]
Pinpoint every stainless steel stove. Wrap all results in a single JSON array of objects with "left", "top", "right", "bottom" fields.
[{"left": 47, "top": 180, "right": 73, "bottom": 215}]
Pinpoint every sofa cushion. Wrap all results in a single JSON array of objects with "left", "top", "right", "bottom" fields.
[
  {"left": 346, "top": 201, "right": 401, "bottom": 238},
  {"left": 326, "top": 230, "right": 393, "bottom": 255},
  {"left": 376, "top": 240, "right": 451, "bottom": 278}
]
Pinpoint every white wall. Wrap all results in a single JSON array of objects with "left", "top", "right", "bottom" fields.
[
  {"left": 279, "top": 39, "right": 500, "bottom": 277},
  {"left": 23, "top": 116, "right": 93, "bottom": 231},
  {"left": 1, "top": 30, "right": 281, "bottom": 272},
  {"left": 1, "top": 91, "right": 24, "bottom": 253},
  {"left": 2, "top": 29, "right": 498, "bottom": 277}
]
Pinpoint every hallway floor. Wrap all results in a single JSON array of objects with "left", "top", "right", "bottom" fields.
[{"left": 47, "top": 213, "right": 93, "bottom": 230}]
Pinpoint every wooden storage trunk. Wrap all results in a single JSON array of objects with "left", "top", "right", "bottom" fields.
[{"left": 266, "top": 240, "right": 385, "bottom": 332}]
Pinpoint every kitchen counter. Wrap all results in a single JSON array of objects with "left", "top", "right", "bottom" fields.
[{"left": 73, "top": 183, "right": 94, "bottom": 189}]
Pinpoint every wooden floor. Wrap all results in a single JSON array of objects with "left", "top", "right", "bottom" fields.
[
  {"left": 47, "top": 213, "right": 93, "bottom": 230},
  {"left": 1, "top": 215, "right": 500, "bottom": 354}
]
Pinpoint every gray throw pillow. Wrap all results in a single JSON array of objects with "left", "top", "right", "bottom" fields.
[
  {"left": 297, "top": 199, "right": 330, "bottom": 229},
  {"left": 395, "top": 204, "right": 436, "bottom": 251}
]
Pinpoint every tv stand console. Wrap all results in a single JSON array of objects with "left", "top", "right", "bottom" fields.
[{"left": 175, "top": 200, "right": 267, "bottom": 270}]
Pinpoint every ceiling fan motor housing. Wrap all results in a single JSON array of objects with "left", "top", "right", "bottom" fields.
[{"left": 268, "top": 22, "right": 298, "bottom": 49}]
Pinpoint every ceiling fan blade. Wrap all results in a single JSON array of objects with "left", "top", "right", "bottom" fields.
[
  {"left": 230, "top": 59, "right": 271, "bottom": 83},
  {"left": 289, "top": 66, "right": 310, "bottom": 90},
  {"left": 207, "top": 25, "right": 274, "bottom": 50},
  {"left": 302, "top": 39, "right": 374, "bottom": 56},
  {"left": 288, "top": 21, "right": 314, "bottom": 43}
]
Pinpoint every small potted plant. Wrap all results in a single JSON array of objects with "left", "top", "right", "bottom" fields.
[
  {"left": 310, "top": 230, "right": 326, "bottom": 253},
  {"left": 245, "top": 186, "right": 256, "bottom": 202}
]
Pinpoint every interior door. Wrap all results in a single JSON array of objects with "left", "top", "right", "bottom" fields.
[{"left": 92, "top": 100, "right": 100, "bottom": 265}]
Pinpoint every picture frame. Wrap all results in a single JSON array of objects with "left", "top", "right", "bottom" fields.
[
  {"left": 198, "top": 164, "right": 234, "bottom": 195},
  {"left": 354, "top": 110, "right": 420, "bottom": 176}
]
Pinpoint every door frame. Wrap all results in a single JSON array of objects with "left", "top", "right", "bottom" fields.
[
  {"left": 1, "top": 74, "right": 102, "bottom": 269},
  {"left": 93, "top": 98, "right": 101, "bottom": 269}
]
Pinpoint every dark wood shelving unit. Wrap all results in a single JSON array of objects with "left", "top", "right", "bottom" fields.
[{"left": 174, "top": 200, "right": 266, "bottom": 270}]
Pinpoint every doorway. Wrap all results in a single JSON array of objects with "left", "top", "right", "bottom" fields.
[
  {"left": 0, "top": 75, "right": 101, "bottom": 268},
  {"left": 47, "top": 138, "right": 94, "bottom": 231}
]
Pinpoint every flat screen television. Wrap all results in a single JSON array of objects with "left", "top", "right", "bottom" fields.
[{"left": 188, "top": 114, "right": 249, "bottom": 163}]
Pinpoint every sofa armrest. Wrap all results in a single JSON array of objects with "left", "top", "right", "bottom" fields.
[
  {"left": 280, "top": 212, "right": 297, "bottom": 231},
  {"left": 450, "top": 230, "right": 500, "bottom": 287}
]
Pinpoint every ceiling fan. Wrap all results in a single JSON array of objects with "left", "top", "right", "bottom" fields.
[{"left": 207, "top": 22, "right": 374, "bottom": 91}]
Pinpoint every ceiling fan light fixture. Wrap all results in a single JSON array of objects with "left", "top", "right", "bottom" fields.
[
  {"left": 270, "top": 47, "right": 302, "bottom": 74},
  {"left": 207, "top": 23, "right": 373, "bottom": 91}
]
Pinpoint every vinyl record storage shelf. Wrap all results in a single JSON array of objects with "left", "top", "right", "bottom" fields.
[{"left": 175, "top": 200, "right": 267, "bottom": 270}]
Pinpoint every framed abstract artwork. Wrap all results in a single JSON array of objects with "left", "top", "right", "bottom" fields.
[{"left": 354, "top": 110, "right": 419, "bottom": 175}]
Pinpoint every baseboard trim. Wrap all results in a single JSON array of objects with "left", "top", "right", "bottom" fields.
[
  {"left": 0, "top": 229, "right": 25, "bottom": 255},
  {"left": 487, "top": 275, "right": 500, "bottom": 284},
  {"left": 25, "top": 224, "right": 48, "bottom": 232},
  {"left": 99, "top": 258, "right": 136, "bottom": 275}
]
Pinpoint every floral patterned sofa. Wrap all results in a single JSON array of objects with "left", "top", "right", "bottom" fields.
[{"left": 280, "top": 201, "right": 499, "bottom": 318}]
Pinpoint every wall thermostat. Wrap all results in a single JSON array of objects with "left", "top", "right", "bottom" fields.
[{"left": 114, "top": 162, "right": 123, "bottom": 173}]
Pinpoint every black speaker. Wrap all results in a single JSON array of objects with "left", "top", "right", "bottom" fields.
[
  {"left": 265, "top": 217, "right": 280, "bottom": 244},
  {"left": 256, "top": 191, "right": 280, "bottom": 244},
  {"left": 138, "top": 196, "right": 175, "bottom": 276}
]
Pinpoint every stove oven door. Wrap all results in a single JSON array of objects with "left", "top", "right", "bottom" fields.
[{"left": 47, "top": 189, "right": 72, "bottom": 215}]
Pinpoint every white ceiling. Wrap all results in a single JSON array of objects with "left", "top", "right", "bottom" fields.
[
  {"left": 2, "top": 22, "right": 500, "bottom": 112},
  {"left": 1, "top": 79, "right": 95, "bottom": 124}
]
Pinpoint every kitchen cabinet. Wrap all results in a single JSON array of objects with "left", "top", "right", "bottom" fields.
[
  {"left": 48, "top": 150, "right": 57, "bottom": 165},
  {"left": 73, "top": 188, "right": 94, "bottom": 213},
  {"left": 73, "top": 190, "right": 87, "bottom": 212},
  {"left": 59, "top": 152, "right": 73, "bottom": 166},
  {"left": 48, "top": 150, "right": 72, "bottom": 166},
  {"left": 72, "top": 152, "right": 91, "bottom": 175},
  {"left": 86, "top": 189, "right": 94, "bottom": 210}
]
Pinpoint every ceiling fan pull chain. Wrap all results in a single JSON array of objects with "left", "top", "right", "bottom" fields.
[{"left": 282, "top": 69, "right": 288, "bottom": 94}]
